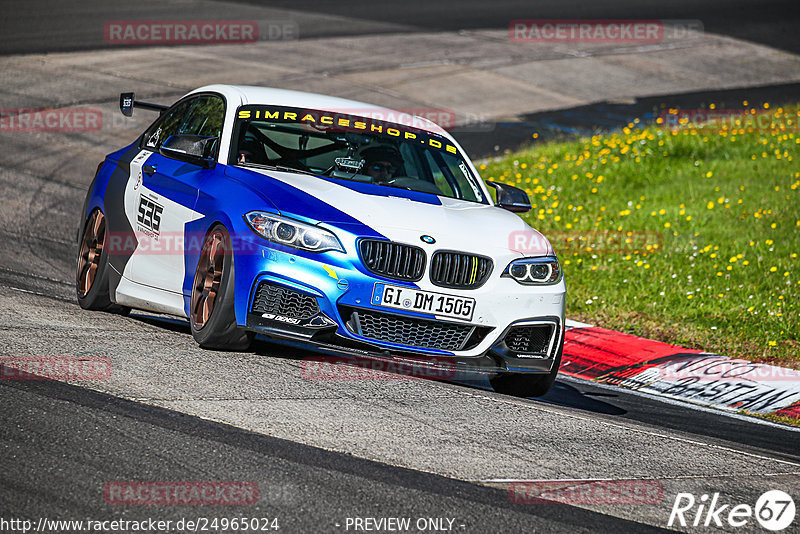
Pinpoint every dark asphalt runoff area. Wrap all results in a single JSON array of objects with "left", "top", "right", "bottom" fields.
[{"left": 0, "top": 378, "right": 671, "bottom": 533}]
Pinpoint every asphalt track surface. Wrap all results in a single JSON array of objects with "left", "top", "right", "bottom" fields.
[
  {"left": 2, "top": 378, "right": 679, "bottom": 533},
  {"left": 2, "top": 2, "right": 800, "bottom": 533}
]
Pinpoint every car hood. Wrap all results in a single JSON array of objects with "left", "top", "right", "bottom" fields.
[{"left": 233, "top": 166, "right": 554, "bottom": 257}]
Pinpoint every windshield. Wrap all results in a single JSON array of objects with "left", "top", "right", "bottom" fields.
[{"left": 229, "top": 105, "right": 487, "bottom": 203}]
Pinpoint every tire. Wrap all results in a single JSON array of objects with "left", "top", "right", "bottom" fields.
[
  {"left": 190, "top": 224, "right": 253, "bottom": 351},
  {"left": 489, "top": 342, "right": 563, "bottom": 398},
  {"left": 76, "top": 209, "right": 130, "bottom": 315}
]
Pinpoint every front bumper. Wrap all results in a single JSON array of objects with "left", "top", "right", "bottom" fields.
[{"left": 231, "top": 232, "right": 566, "bottom": 374}]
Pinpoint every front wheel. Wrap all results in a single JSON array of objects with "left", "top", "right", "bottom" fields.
[
  {"left": 489, "top": 343, "right": 563, "bottom": 398},
  {"left": 190, "top": 225, "right": 253, "bottom": 351}
]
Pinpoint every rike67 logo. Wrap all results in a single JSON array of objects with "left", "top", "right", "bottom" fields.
[{"left": 669, "top": 490, "right": 795, "bottom": 531}]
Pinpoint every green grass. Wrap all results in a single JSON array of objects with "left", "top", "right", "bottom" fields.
[
  {"left": 752, "top": 411, "right": 800, "bottom": 427},
  {"left": 478, "top": 105, "right": 800, "bottom": 368}
]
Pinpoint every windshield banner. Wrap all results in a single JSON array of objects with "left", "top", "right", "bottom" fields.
[{"left": 236, "top": 105, "right": 460, "bottom": 156}]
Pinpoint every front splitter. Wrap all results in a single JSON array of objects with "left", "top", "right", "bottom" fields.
[{"left": 247, "top": 324, "right": 557, "bottom": 379}]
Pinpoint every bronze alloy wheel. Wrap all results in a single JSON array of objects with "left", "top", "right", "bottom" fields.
[
  {"left": 191, "top": 230, "right": 226, "bottom": 330},
  {"left": 77, "top": 210, "right": 106, "bottom": 297}
]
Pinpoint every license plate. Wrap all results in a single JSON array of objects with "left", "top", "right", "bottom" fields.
[{"left": 371, "top": 283, "right": 475, "bottom": 322}]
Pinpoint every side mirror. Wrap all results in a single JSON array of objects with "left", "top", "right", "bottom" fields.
[
  {"left": 160, "top": 135, "right": 218, "bottom": 168},
  {"left": 486, "top": 181, "right": 531, "bottom": 213}
]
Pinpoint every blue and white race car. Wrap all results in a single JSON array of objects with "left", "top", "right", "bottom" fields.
[{"left": 77, "top": 85, "right": 566, "bottom": 396}]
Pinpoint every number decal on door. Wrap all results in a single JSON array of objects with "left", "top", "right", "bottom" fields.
[{"left": 137, "top": 194, "right": 164, "bottom": 234}]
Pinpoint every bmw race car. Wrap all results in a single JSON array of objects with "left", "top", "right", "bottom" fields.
[{"left": 77, "top": 85, "right": 566, "bottom": 396}]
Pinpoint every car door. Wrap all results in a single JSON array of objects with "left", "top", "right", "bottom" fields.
[{"left": 121, "top": 94, "right": 225, "bottom": 307}]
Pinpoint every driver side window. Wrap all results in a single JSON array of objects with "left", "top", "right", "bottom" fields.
[
  {"left": 181, "top": 95, "right": 225, "bottom": 139},
  {"left": 142, "top": 94, "right": 225, "bottom": 152},
  {"left": 143, "top": 98, "right": 195, "bottom": 150}
]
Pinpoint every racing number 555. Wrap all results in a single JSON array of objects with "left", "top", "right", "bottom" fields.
[{"left": 137, "top": 195, "right": 163, "bottom": 233}]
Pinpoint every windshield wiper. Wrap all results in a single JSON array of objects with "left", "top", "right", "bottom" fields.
[{"left": 239, "top": 162, "right": 320, "bottom": 177}]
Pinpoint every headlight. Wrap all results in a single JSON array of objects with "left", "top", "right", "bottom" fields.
[
  {"left": 244, "top": 212, "right": 344, "bottom": 253},
  {"left": 502, "top": 256, "right": 561, "bottom": 285}
]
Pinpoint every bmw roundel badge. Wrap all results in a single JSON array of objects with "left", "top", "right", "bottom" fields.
[{"left": 420, "top": 235, "right": 436, "bottom": 244}]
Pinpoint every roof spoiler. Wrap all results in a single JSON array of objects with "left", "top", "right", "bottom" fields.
[{"left": 119, "top": 92, "right": 168, "bottom": 117}]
